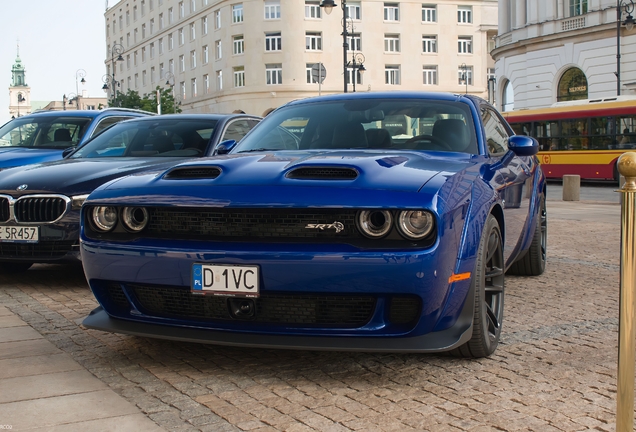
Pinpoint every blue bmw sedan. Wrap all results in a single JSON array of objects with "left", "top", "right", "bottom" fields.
[{"left": 80, "top": 92, "right": 546, "bottom": 358}]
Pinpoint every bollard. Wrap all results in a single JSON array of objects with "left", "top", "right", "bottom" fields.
[
  {"left": 562, "top": 174, "right": 580, "bottom": 201},
  {"left": 616, "top": 152, "right": 636, "bottom": 432}
]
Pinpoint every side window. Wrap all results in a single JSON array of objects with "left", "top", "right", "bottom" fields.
[
  {"left": 221, "top": 120, "right": 254, "bottom": 142},
  {"left": 92, "top": 116, "right": 134, "bottom": 137},
  {"left": 481, "top": 108, "right": 509, "bottom": 156}
]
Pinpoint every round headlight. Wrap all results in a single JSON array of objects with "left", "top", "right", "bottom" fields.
[
  {"left": 397, "top": 211, "right": 434, "bottom": 240},
  {"left": 122, "top": 207, "right": 149, "bottom": 232},
  {"left": 357, "top": 210, "right": 393, "bottom": 238},
  {"left": 91, "top": 206, "right": 118, "bottom": 232}
]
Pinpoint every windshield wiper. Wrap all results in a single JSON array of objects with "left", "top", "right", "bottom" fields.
[{"left": 236, "top": 148, "right": 278, "bottom": 153}]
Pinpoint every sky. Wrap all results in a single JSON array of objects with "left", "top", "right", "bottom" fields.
[{"left": 0, "top": 0, "right": 119, "bottom": 125}]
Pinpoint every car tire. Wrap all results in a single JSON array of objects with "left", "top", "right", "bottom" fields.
[
  {"left": 0, "top": 262, "right": 33, "bottom": 273},
  {"left": 506, "top": 194, "right": 547, "bottom": 276},
  {"left": 450, "top": 214, "right": 504, "bottom": 358}
]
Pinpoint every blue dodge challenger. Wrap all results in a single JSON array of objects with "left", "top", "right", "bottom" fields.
[{"left": 81, "top": 92, "right": 546, "bottom": 357}]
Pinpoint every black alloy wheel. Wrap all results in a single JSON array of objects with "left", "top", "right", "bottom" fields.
[{"left": 452, "top": 214, "right": 505, "bottom": 358}]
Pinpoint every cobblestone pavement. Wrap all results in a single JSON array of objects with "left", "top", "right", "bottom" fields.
[{"left": 0, "top": 199, "right": 627, "bottom": 431}]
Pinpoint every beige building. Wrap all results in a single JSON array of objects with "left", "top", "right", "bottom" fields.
[
  {"left": 493, "top": 0, "right": 636, "bottom": 111},
  {"left": 105, "top": 0, "right": 498, "bottom": 116}
]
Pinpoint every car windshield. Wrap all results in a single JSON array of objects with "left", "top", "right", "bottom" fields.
[
  {"left": 0, "top": 116, "right": 92, "bottom": 149},
  {"left": 70, "top": 118, "right": 217, "bottom": 159},
  {"left": 234, "top": 98, "right": 478, "bottom": 154}
]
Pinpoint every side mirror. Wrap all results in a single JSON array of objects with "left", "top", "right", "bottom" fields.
[
  {"left": 508, "top": 135, "right": 539, "bottom": 156},
  {"left": 214, "top": 139, "right": 237, "bottom": 155},
  {"left": 62, "top": 146, "right": 76, "bottom": 158}
]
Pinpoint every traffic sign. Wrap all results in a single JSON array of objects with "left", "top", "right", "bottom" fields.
[{"left": 311, "top": 63, "right": 327, "bottom": 84}]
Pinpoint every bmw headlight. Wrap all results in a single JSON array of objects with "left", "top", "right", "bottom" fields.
[
  {"left": 357, "top": 210, "right": 393, "bottom": 238},
  {"left": 396, "top": 211, "right": 434, "bottom": 240},
  {"left": 71, "top": 194, "right": 90, "bottom": 210},
  {"left": 90, "top": 206, "right": 118, "bottom": 232},
  {"left": 121, "top": 207, "right": 149, "bottom": 232}
]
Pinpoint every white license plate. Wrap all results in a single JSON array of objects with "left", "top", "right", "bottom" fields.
[
  {"left": 192, "top": 263, "right": 259, "bottom": 297},
  {"left": 0, "top": 226, "right": 39, "bottom": 243}
]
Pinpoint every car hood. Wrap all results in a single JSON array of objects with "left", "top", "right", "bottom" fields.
[
  {"left": 94, "top": 150, "right": 482, "bottom": 206},
  {"left": 0, "top": 147, "right": 64, "bottom": 168},
  {"left": 0, "top": 157, "right": 190, "bottom": 197}
]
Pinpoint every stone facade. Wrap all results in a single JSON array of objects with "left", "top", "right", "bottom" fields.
[{"left": 105, "top": 0, "right": 498, "bottom": 116}]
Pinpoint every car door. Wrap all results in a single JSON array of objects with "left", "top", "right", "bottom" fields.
[{"left": 481, "top": 105, "right": 533, "bottom": 264}]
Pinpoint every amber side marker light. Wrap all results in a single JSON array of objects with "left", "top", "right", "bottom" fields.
[{"left": 448, "top": 272, "right": 471, "bottom": 283}]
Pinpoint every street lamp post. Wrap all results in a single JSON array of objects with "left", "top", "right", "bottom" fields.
[
  {"left": 65, "top": 92, "right": 77, "bottom": 110},
  {"left": 347, "top": 53, "right": 366, "bottom": 92},
  {"left": 16, "top": 93, "right": 24, "bottom": 117},
  {"left": 320, "top": 0, "right": 349, "bottom": 93},
  {"left": 617, "top": 0, "right": 635, "bottom": 96},
  {"left": 75, "top": 69, "right": 86, "bottom": 110},
  {"left": 102, "top": 43, "right": 124, "bottom": 103},
  {"left": 460, "top": 63, "right": 469, "bottom": 94}
]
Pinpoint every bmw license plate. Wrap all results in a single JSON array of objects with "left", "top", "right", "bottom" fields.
[
  {"left": 0, "top": 226, "right": 39, "bottom": 243},
  {"left": 192, "top": 263, "right": 259, "bottom": 297}
]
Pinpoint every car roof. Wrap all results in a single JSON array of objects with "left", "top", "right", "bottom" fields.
[
  {"left": 119, "top": 113, "right": 262, "bottom": 122},
  {"left": 24, "top": 108, "right": 154, "bottom": 119}
]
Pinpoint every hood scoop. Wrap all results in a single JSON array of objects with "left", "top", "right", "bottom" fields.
[
  {"left": 164, "top": 166, "right": 222, "bottom": 180},
  {"left": 286, "top": 167, "right": 358, "bottom": 180}
]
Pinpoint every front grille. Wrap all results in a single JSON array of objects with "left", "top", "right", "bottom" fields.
[
  {"left": 14, "top": 197, "right": 67, "bottom": 222},
  {"left": 146, "top": 208, "right": 360, "bottom": 240},
  {"left": 0, "top": 198, "right": 9, "bottom": 222},
  {"left": 164, "top": 167, "right": 222, "bottom": 179},
  {"left": 286, "top": 167, "right": 358, "bottom": 180},
  {"left": 126, "top": 283, "right": 376, "bottom": 327},
  {"left": 0, "top": 240, "right": 75, "bottom": 259}
]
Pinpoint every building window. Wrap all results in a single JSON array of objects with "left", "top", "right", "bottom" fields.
[
  {"left": 265, "top": 32, "right": 282, "bottom": 51},
  {"left": 305, "top": 1, "right": 321, "bottom": 18},
  {"left": 126, "top": 11, "right": 130, "bottom": 25},
  {"left": 159, "top": 13, "right": 164, "bottom": 29},
  {"left": 233, "top": 4, "right": 243, "bottom": 23},
  {"left": 215, "top": 9, "right": 221, "bottom": 29},
  {"left": 169, "top": 7, "right": 174, "bottom": 23},
  {"left": 422, "top": 4, "right": 436, "bottom": 22},
  {"left": 150, "top": 43, "right": 155, "bottom": 58},
  {"left": 384, "top": 34, "right": 400, "bottom": 52},
  {"left": 458, "top": 36, "right": 472, "bottom": 54},
  {"left": 142, "top": 23, "right": 146, "bottom": 38},
  {"left": 191, "top": 50, "right": 197, "bottom": 68},
  {"left": 190, "top": 0, "right": 196, "bottom": 13},
  {"left": 422, "top": 35, "right": 437, "bottom": 53},
  {"left": 384, "top": 3, "right": 399, "bottom": 21},
  {"left": 135, "top": 73, "right": 139, "bottom": 88},
  {"left": 126, "top": 54, "right": 131, "bottom": 69},
  {"left": 191, "top": 77, "right": 197, "bottom": 97},
  {"left": 127, "top": 32, "right": 131, "bottom": 46},
  {"left": 423, "top": 65, "right": 437, "bottom": 85},
  {"left": 150, "top": 18, "right": 154, "bottom": 34},
  {"left": 233, "top": 35, "right": 244, "bottom": 55},
  {"left": 348, "top": 33, "right": 361, "bottom": 51},
  {"left": 204, "top": 74, "right": 210, "bottom": 93},
  {"left": 346, "top": 68, "right": 362, "bottom": 85},
  {"left": 347, "top": 2, "right": 361, "bottom": 20},
  {"left": 203, "top": 45, "right": 209, "bottom": 64},
  {"left": 179, "top": 28, "right": 185, "bottom": 45},
  {"left": 385, "top": 65, "right": 400, "bottom": 85},
  {"left": 215, "top": 40, "right": 222, "bottom": 59},
  {"left": 134, "top": 50, "right": 138, "bottom": 66},
  {"left": 264, "top": 0, "right": 281, "bottom": 19},
  {"left": 179, "top": 1, "right": 185, "bottom": 18},
  {"left": 234, "top": 66, "right": 245, "bottom": 87},
  {"left": 180, "top": 81, "right": 186, "bottom": 99},
  {"left": 487, "top": 68, "right": 496, "bottom": 81},
  {"left": 557, "top": 67, "right": 588, "bottom": 101},
  {"left": 133, "top": 5, "right": 138, "bottom": 20},
  {"left": 217, "top": 70, "right": 223, "bottom": 90},
  {"left": 160, "top": 63, "right": 164, "bottom": 78},
  {"left": 569, "top": 0, "right": 587, "bottom": 16},
  {"left": 306, "top": 63, "right": 319, "bottom": 83},
  {"left": 142, "top": 70, "right": 147, "bottom": 86},
  {"left": 169, "top": 59, "right": 174, "bottom": 73},
  {"left": 202, "top": 16, "right": 208, "bottom": 35},
  {"left": 458, "top": 65, "right": 473, "bottom": 85},
  {"left": 169, "top": 33, "right": 174, "bottom": 50},
  {"left": 159, "top": 38, "right": 164, "bottom": 54},
  {"left": 190, "top": 23, "right": 196, "bottom": 40},
  {"left": 179, "top": 55, "right": 185, "bottom": 72},
  {"left": 266, "top": 64, "right": 282, "bottom": 85},
  {"left": 141, "top": 0, "right": 146, "bottom": 15},
  {"left": 134, "top": 28, "right": 138, "bottom": 42},
  {"left": 119, "top": 15, "right": 123, "bottom": 30},
  {"left": 306, "top": 32, "right": 322, "bottom": 50},
  {"left": 458, "top": 6, "right": 472, "bottom": 23}
]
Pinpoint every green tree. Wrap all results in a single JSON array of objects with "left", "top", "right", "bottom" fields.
[{"left": 110, "top": 87, "right": 181, "bottom": 114}]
